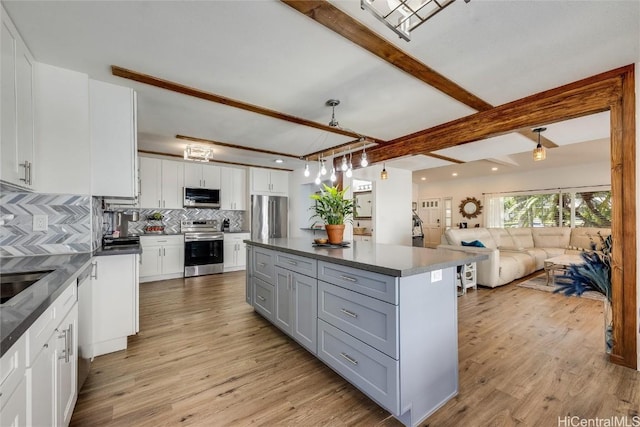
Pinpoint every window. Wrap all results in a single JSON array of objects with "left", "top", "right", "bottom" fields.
[{"left": 486, "top": 188, "right": 611, "bottom": 228}]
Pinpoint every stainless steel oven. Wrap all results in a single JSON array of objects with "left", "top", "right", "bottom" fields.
[{"left": 182, "top": 220, "right": 224, "bottom": 277}]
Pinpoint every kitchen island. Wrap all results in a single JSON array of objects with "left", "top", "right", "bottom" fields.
[{"left": 244, "top": 238, "right": 486, "bottom": 427}]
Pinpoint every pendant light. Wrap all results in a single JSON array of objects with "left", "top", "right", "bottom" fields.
[
  {"left": 361, "top": 143, "right": 368, "bottom": 167},
  {"left": 381, "top": 163, "right": 388, "bottom": 180},
  {"left": 340, "top": 154, "right": 348, "bottom": 171},
  {"left": 303, "top": 160, "right": 310, "bottom": 177},
  {"left": 320, "top": 158, "right": 327, "bottom": 175},
  {"left": 532, "top": 127, "right": 547, "bottom": 161},
  {"left": 345, "top": 152, "right": 353, "bottom": 178}
]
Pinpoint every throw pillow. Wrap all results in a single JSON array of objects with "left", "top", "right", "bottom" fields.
[{"left": 462, "top": 240, "right": 485, "bottom": 248}]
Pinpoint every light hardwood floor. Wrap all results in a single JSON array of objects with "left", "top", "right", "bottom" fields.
[{"left": 71, "top": 272, "right": 640, "bottom": 426}]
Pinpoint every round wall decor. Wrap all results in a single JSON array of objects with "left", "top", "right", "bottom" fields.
[{"left": 459, "top": 197, "right": 483, "bottom": 219}]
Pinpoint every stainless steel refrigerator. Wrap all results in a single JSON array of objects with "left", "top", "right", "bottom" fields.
[{"left": 251, "top": 195, "right": 288, "bottom": 240}]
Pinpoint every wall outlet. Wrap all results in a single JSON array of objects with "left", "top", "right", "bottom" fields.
[
  {"left": 33, "top": 214, "right": 48, "bottom": 231},
  {"left": 431, "top": 269, "right": 443, "bottom": 282}
]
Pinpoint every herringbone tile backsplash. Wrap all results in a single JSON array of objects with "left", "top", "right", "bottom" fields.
[
  {"left": 1, "top": 192, "right": 92, "bottom": 257},
  {"left": 1, "top": 190, "right": 247, "bottom": 257}
]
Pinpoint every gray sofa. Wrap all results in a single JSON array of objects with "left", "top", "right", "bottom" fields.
[{"left": 438, "top": 227, "right": 611, "bottom": 288}]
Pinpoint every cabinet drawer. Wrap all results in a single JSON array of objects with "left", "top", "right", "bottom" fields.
[
  {"left": 318, "top": 261, "right": 398, "bottom": 304},
  {"left": 253, "top": 247, "right": 275, "bottom": 284},
  {"left": 318, "top": 319, "right": 399, "bottom": 414},
  {"left": 0, "top": 333, "right": 26, "bottom": 409},
  {"left": 141, "top": 235, "right": 183, "bottom": 247},
  {"left": 26, "top": 278, "right": 77, "bottom": 365},
  {"left": 253, "top": 277, "right": 275, "bottom": 322},
  {"left": 275, "top": 252, "right": 317, "bottom": 278},
  {"left": 318, "top": 281, "right": 398, "bottom": 359}
]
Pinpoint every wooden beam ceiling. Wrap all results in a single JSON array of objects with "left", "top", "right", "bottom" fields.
[
  {"left": 112, "top": 65, "right": 381, "bottom": 142},
  {"left": 280, "top": 0, "right": 559, "bottom": 152},
  {"left": 176, "top": 135, "right": 301, "bottom": 160}
]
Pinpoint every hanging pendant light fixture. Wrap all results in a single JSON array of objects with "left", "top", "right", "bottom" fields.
[
  {"left": 320, "top": 158, "right": 327, "bottom": 175},
  {"left": 361, "top": 142, "right": 369, "bottom": 167},
  {"left": 381, "top": 163, "right": 388, "bottom": 180},
  {"left": 532, "top": 127, "right": 547, "bottom": 161},
  {"left": 303, "top": 159, "right": 310, "bottom": 177},
  {"left": 345, "top": 151, "right": 353, "bottom": 178}
]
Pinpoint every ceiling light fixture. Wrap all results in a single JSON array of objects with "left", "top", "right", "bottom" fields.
[
  {"left": 532, "top": 127, "right": 547, "bottom": 161},
  {"left": 320, "top": 158, "right": 327, "bottom": 176},
  {"left": 345, "top": 151, "right": 353, "bottom": 178},
  {"left": 361, "top": 142, "right": 369, "bottom": 167},
  {"left": 452, "top": 172, "right": 458, "bottom": 177},
  {"left": 327, "top": 99, "right": 340, "bottom": 128},
  {"left": 341, "top": 154, "right": 348, "bottom": 171},
  {"left": 421, "top": 177, "right": 426, "bottom": 181},
  {"left": 381, "top": 163, "right": 388, "bottom": 180},
  {"left": 304, "top": 162, "right": 310, "bottom": 177},
  {"left": 184, "top": 144, "right": 213, "bottom": 162},
  {"left": 360, "top": 0, "right": 468, "bottom": 42},
  {"left": 274, "top": 159, "right": 284, "bottom": 164}
]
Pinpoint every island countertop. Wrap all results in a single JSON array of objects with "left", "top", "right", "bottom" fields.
[{"left": 245, "top": 238, "right": 487, "bottom": 277}]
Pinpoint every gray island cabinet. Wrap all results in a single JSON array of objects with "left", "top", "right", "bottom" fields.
[{"left": 244, "top": 238, "right": 485, "bottom": 427}]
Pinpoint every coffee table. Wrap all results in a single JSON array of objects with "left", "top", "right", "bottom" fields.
[{"left": 543, "top": 254, "right": 584, "bottom": 286}]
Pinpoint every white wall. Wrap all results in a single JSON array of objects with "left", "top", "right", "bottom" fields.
[{"left": 417, "top": 160, "right": 611, "bottom": 228}]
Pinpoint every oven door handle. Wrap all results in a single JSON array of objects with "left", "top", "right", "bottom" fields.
[{"left": 184, "top": 236, "right": 224, "bottom": 242}]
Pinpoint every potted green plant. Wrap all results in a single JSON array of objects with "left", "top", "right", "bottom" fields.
[{"left": 310, "top": 184, "right": 354, "bottom": 244}]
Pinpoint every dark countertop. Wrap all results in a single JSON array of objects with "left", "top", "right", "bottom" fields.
[
  {"left": 94, "top": 244, "right": 142, "bottom": 256},
  {"left": 0, "top": 253, "right": 92, "bottom": 357},
  {"left": 245, "top": 238, "right": 487, "bottom": 277}
]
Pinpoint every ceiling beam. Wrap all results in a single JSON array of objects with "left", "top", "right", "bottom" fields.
[
  {"left": 354, "top": 66, "right": 627, "bottom": 165},
  {"left": 280, "top": 0, "right": 559, "bottom": 149},
  {"left": 138, "top": 149, "right": 294, "bottom": 171},
  {"left": 112, "top": 65, "right": 380, "bottom": 141},
  {"left": 280, "top": 0, "right": 491, "bottom": 111},
  {"left": 176, "top": 135, "right": 301, "bottom": 160}
]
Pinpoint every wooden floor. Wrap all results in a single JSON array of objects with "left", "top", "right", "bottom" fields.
[{"left": 70, "top": 272, "right": 640, "bottom": 426}]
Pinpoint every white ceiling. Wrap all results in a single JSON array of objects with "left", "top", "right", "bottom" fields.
[{"left": 3, "top": 0, "right": 638, "bottom": 173}]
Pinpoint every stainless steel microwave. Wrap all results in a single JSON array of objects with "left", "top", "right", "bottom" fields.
[{"left": 183, "top": 187, "right": 220, "bottom": 209}]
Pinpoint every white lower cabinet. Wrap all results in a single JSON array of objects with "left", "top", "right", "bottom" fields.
[
  {"left": 92, "top": 254, "right": 139, "bottom": 356},
  {"left": 223, "top": 233, "right": 250, "bottom": 272},
  {"left": 57, "top": 304, "right": 78, "bottom": 427},
  {"left": 12, "top": 277, "right": 79, "bottom": 427},
  {"left": 140, "top": 235, "right": 184, "bottom": 282},
  {"left": 0, "top": 334, "right": 27, "bottom": 427}
]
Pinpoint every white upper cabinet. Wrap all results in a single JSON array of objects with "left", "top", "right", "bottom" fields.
[
  {"left": 90, "top": 79, "right": 138, "bottom": 198},
  {"left": 250, "top": 168, "right": 289, "bottom": 196},
  {"left": 138, "top": 157, "right": 184, "bottom": 209},
  {"left": 1, "top": 6, "right": 35, "bottom": 190},
  {"left": 220, "top": 166, "right": 246, "bottom": 210},
  {"left": 34, "top": 63, "right": 90, "bottom": 195},
  {"left": 184, "top": 162, "right": 220, "bottom": 189}
]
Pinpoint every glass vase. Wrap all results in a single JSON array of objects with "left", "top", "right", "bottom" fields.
[{"left": 604, "top": 298, "right": 613, "bottom": 354}]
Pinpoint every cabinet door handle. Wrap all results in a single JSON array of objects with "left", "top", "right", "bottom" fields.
[
  {"left": 340, "top": 308, "right": 358, "bottom": 318},
  {"left": 163, "top": 200, "right": 166, "bottom": 208},
  {"left": 90, "top": 261, "right": 98, "bottom": 279},
  {"left": 57, "top": 328, "right": 69, "bottom": 362},
  {"left": 163, "top": 248, "right": 166, "bottom": 256},
  {"left": 158, "top": 248, "right": 161, "bottom": 256},
  {"left": 286, "top": 260, "right": 297, "bottom": 266},
  {"left": 340, "top": 352, "right": 358, "bottom": 365},
  {"left": 19, "top": 161, "right": 29, "bottom": 184},
  {"left": 258, "top": 262, "right": 266, "bottom": 267},
  {"left": 257, "top": 295, "right": 266, "bottom": 302},
  {"left": 67, "top": 323, "right": 73, "bottom": 359},
  {"left": 340, "top": 275, "right": 357, "bottom": 283},
  {"left": 158, "top": 200, "right": 161, "bottom": 208}
]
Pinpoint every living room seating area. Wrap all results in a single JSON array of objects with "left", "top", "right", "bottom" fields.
[{"left": 438, "top": 227, "right": 611, "bottom": 288}]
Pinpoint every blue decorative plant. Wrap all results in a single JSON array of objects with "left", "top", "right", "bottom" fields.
[
  {"left": 553, "top": 233, "right": 611, "bottom": 302},
  {"left": 554, "top": 232, "right": 612, "bottom": 353}
]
